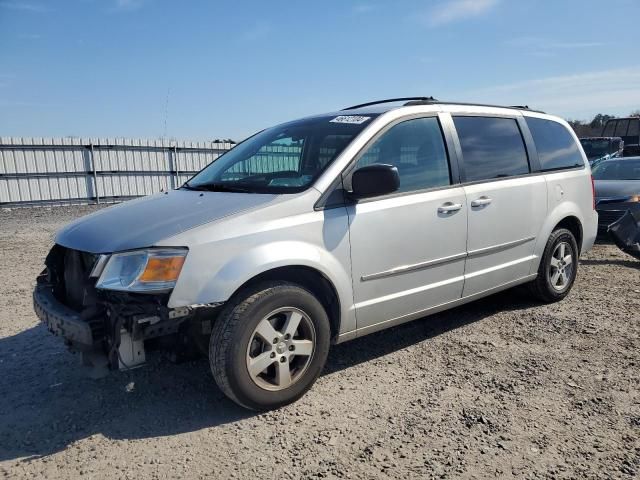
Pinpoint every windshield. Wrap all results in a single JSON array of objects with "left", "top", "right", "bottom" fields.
[
  {"left": 580, "top": 139, "right": 611, "bottom": 160},
  {"left": 592, "top": 159, "right": 640, "bottom": 180},
  {"left": 185, "top": 114, "right": 378, "bottom": 193}
]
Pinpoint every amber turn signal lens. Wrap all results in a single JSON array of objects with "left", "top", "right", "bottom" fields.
[{"left": 139, "top": 256, "right": 185, "bottom": 283}]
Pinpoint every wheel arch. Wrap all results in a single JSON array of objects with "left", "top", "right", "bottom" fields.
[
  {"left": 530, "top": 202, "right": 586, "bottom": 276},
  {"left": 227, "top": 266, "right": 342, "bottom": 341},
  {"left": 168, "top": 237, "right": 356, "bottom": 337},
  {"left": 553, "top": 215, "right": 583, "bottom": 253}
]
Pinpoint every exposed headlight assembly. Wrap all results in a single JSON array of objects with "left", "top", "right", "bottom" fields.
[
  {"left": 95, "top": 248, "right": 187, "bottom": 292},
  {"left": 628, "top": 194, "right": 640, "bottom": 203}
]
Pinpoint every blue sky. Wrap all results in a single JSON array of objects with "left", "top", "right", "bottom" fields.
[{"left": 1, "top": 0, "right": 640, "bottom": 141}]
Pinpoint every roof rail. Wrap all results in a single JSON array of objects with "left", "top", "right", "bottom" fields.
[
  {"left": 342, "top": 97, "right": 437, "bottom": 111},
  {"left": 432, "top": 101, "right": 545, "bottom": 114},
  {"left": 342, "top": 98, "right": 545, "bottom": 114}
]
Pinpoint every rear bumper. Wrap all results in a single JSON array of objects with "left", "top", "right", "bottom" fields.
[{"left": 33, "top": 284, "right": 95, "bottom": 349}]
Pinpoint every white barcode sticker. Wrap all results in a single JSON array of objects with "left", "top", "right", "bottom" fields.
[{"left": 330, "top": 115, "right": 371, "bottom": 125}]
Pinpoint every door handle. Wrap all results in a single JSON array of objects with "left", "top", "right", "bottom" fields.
[
  {"left": 438, "top": 202, "right": 463, "bottom": 214},
  {"left": 471, "top": 196, "right": 492, "bottom": 207}
]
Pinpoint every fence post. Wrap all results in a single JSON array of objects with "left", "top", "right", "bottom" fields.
[
  {"left": 173, "top": 144, "right": 179, "bottom": 189},
  {"left": 90, "top": 143, "right": 100, "bottom": 204},
  {"left": 0, "top": 138, "right": 229, "bottom": 207}
]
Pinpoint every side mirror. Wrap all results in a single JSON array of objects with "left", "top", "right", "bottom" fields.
[{"left": 351, "top": 164, "right": 400, "bottom": 198}]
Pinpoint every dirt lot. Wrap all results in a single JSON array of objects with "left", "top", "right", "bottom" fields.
[{"left": 0, "top": 205, "right": 638, "bottom": 479}]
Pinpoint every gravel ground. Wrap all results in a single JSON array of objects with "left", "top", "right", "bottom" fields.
[{"left": 0, "top": 205, "right": 638, "bottom": 479}]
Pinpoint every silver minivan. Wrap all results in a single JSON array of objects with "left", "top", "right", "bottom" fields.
[{"left": 34, "top": 98, "right": 598, "bottom": 410}]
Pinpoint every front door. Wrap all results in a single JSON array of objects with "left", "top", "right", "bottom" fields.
[{"left": 345, "top": 116, "right": 468, "bottom": 332}]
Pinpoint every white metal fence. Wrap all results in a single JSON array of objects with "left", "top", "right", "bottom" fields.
[{"left": 0, "top": 137, "right": 235, "bottom": 206}]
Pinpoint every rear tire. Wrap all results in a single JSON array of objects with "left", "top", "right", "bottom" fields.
[
  {"left": 528, "top": 228, "right": 579, "bottom": 303},
  {"left": 209, "top": 281, "right": 331, "bottom": 410}
]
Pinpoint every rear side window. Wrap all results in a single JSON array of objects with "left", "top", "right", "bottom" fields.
[
  {"left": 628, "top": 119, "right": 640, "bottom": 137},
  {"left": 525, "top": 117, "right": 584, "bottom": 171},
  {"left": 453, "top": 116, "right": 529, "bottom": 182},
  {"left": 602, "top": 120, "right": 616, "bottom": 137}
]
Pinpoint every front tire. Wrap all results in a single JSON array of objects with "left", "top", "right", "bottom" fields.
[
  {"left": 529, "top": 228, "right": 579, "bottom": 303},
  {"left": 209, "top": 282, "right": 331, "bottom": 410}
]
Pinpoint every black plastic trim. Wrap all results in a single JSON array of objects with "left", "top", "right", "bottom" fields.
[
  {"left": 33, "top": 284, "right": 94, "bottom": 348},
  {"left": 342, "top": 97, "right": 437, "bottom": 111}
]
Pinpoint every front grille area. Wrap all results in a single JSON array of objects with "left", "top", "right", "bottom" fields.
[
  {"left": 45, "top": 245, "right": 97, "bottom": 309},
  {"left": 62, "top": 248, "right": 97, "bottom": 310},
  {"left": 597, "top": 209, "right": 626, "bottom": 228},
  {"left": 43, "top": 245, "right": 107, "bottom": 341}
]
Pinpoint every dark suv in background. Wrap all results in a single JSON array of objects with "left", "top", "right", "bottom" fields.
[
  {"left": 602, "top": 117, "right": 640, "bottom": 155},
  {"left": 579, "top": 137, "right": 623, "bottom": 166}
]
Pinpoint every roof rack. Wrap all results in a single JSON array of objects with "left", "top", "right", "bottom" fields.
[
  {"left": 342, "top": 98, "right": 545, "bottom": 114},
  {"left": 441, "top": 102, "right": 545, "bottom": 113},
  {"left": 342, "top": 97, "right": 438, "bottom": 111}
]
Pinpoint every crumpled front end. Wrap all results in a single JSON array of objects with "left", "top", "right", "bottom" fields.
[
  {"left": 34, "top": 245, "right": 218, "bottom": 375},
  {"left": 609, "top": 209, "right": 640, "bottom": 260}
]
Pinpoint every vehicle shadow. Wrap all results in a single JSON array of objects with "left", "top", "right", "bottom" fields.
[
  {"left": 0, "top": 288, "right": 537, "bottom": 462},
  {"left": 0, "top": 327, "right": 250, "bottom": 462},
  {"left": 325, "top": 287, "right": 537, "bottom": 375},
  {"left": 580, "top": 258, "right": 639, "bottom": 268}
]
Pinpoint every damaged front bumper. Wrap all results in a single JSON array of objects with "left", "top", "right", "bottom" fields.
[
  {"left": 609, "top": 209, "right": 640, "bottom": 260},
  {"left": 33, "top": 270, "right": 221, "bottom": 376},
  {"left": 596, "top": 202, "right": 640, "bottom": 236},
  {"left": 34, "top": 284, "right": 94, "bottom": 349}
]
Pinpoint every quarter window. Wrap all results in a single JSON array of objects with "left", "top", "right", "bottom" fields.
[
  {"left": 627, "top": 118, "right": 640, "bottom": 137},
  {"left": 614, "top": 120, "right": 630, "bottom": 137},
  {"left": 353, "top": 117, "right": 451, "bottom": 193},
  {"left": 525, "top": 117, "right": 584, "bottom": 171},
  {"left": 453, "top": 116, "right": 529, "bottom": 182}
]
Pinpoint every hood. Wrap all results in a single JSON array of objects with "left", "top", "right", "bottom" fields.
[
  {"left": 56, "top": 190, "right": 278, "bottom": 253},
  {"left": 594, "top": 180, "right": 640, "bottom": 202}
]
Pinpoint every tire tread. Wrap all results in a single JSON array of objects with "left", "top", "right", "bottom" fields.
[
  {"left": 528, "top": 228, "right": 578, "bottom": 303},
  {"left": 209, "top": 281, "right": 325, "bottom": 410}
]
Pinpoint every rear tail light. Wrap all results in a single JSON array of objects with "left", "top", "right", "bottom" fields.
[{"left": 591, "top": 175, "right": 596, "bottom": 210}]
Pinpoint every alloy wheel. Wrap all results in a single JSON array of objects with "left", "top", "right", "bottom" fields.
[
  {"left": 245, "top": 307, "right": 316, "bottom": 391},
  {"left": 548, "top": 241, "right": 574, "bottom": 291}
]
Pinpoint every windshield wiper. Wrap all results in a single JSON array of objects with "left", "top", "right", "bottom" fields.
[
  {"left": 181, "top": 182, "right": 208, "bottom": 191},
  {"left": 181, "top": 182, "right": 253, "bottom": 193}
]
